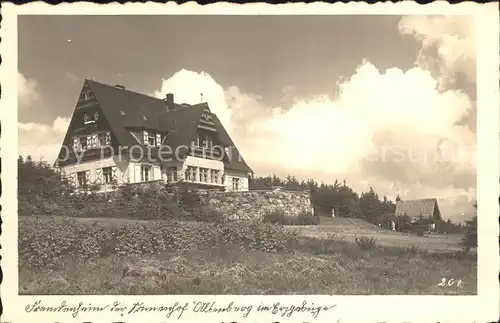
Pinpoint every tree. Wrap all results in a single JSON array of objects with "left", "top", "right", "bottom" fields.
[
  {"left": 359, "top": 187, "right": 383, "bottom": 222},
  {"left": 462, "top": 202, "right": 477, "bottom": 248}
]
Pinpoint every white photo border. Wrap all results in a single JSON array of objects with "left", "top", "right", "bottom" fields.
[{"left": 1, "top": 2, "right": 499, "bottom": 323}]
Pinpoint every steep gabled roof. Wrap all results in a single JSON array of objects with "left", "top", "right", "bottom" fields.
[
  {"left": 212, "top": 114, "right": 253, "bottom": 174},
  {"left": 161, "top": 103, "right": 206, "bottom": 151},
  {"left": 66, "top": 79, "right": 253, "bottom": 173},
  {"left": 395, "top": 198, "right": 441, "bottom": 220}
]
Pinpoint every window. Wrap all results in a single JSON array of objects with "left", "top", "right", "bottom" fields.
[
  {"left": 143, "top": 130, "right": 156, "bottom": 146},
  {"left": 83, "top": 112, "right": 96, "bottom": 124},
  {"left": 185, "top": 166, "right": 197, "bottom": 182},
  {"left": 166, "top": 167, "right": 178, "bottom": 182},
  {"left": 211, "top": 170, "right": 220, "bottom": 184},
  {"left": 200, "top": 168, "right": 209, "bottom": 183},
  {"left": 82, "top": 90, "right": 94, "bottom": 101},
  {"left": 191, "top": 134, "right": 200, "bottom": 148},
  {"left": 77, "top": 171, "right": 88, "bottom": 188},
  {"left": 79, "top": 137, "right": 88, "bottom": 150},
  {"left": 141, "top": 165, "right": 152, "bottom": 182},
  {"left": 202, "top": 135, "right": 213, "bottom": 149},
  {"left": 147, "top": 133, "right": 155, "bottom": 146},
  {"left": 232, "top": 178, "right": 240, "bottom": 191},
  {"left": 103, "top": 167, "right": 113, "bottom": 184},
  {"left": 98, "top": 133, "right": 107, "bottom": 146}
]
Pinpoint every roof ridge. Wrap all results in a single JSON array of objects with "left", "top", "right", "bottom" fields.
[{"left": 86, "top": 79, "right": 164, "bottom": 102}]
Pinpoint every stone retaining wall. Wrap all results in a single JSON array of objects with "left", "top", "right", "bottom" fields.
[{"left": 191, "top": 189, "right": 313, "bottom": 220}]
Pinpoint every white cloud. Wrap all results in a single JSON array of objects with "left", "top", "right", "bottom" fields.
[
  {"left": 18, "top": 72, "right": 41, "bottom": 108},
  {"left": 152, "top": 58, "right": 476, "bottom": 218},
  {"left": 18, "top": 73, "right": 71, "bottom": 163},
  {"left": 398, "top": 15, "right": 476, "bottom": 87}
]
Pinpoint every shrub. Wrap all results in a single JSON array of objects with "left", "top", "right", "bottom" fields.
[
  {"left": 262, "top": 209, "right": 286, "bottom": 224},
  {"left": 462, "top": 216, "right": 477, "bottom": 248},
  {"left": 186, "top": 206, "right": 224, "bottom": 223},
  {"left": 354, "top": 235, "right": 378, "bottom": 250},
  {"left": 18, "top": 216, "right": 298, "bottom": 269}
]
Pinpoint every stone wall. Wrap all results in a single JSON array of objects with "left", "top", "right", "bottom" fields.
[{"left": 192, "top": 189, "right": 313, "bottom": 220}]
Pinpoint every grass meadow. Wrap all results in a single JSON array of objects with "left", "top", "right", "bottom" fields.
[{"left": 18, "top": 215, "right": 476, "bottom": 295}]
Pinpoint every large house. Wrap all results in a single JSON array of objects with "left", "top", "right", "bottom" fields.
[
  {"left": 394, "top": 198, "right": 442, "bottom": 224},
  {"left": 54, "top": 79, "right": 253, "bottom": 192}
]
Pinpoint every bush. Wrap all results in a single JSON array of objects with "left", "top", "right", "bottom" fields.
[
  {"left": 462, "top": 216, "right": 477, "bottom": 248},
  {"left": 262, "top": 209, "right": 286, "bottom": 224},
  {"left": 18, "top": 216, "right": 298, "bottom": 269},
  {"left": 354, "top": 235, "right": 378, "bottom": 250}
]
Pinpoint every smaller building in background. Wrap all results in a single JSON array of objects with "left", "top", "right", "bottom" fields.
[{"left": 394, "top": 198, "right": 442, "bottom": 231}]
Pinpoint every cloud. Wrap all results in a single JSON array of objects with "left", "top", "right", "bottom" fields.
[
  {"left": 398, "top": 15, "right": 476, "bottom": 88},
  {"left": 151, "top": 57, "right": 475, "bottom": 218},
  {"left": 18, "top": 116, "right": 71, "bottom": 165},
  {"left": 18, "top": 72, "right": 41, "bottom": 108},
  {"left": 18, "top": 73, "right": 70, "bottom": 164}
]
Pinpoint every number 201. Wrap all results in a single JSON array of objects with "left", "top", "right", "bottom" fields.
[{"left": 438, "top": 277, "right": 462, "bottom": 287}]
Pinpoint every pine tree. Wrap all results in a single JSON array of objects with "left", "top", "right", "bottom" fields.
[{"left": 462, "top": 202, "right": 477, "bottom": 248}]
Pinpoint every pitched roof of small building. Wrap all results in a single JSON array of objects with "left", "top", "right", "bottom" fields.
[
  {"left": 394, "top": 198, "right": 442, "bottom": 221},
  {"left": 58, "top": 79, "right": 253, "bottom": 173}
]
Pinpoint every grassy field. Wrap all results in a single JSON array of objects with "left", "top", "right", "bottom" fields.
[
  {"left": 293, "top": 217, "right": 464, "bottom": 252},
  {"left": 18, "top": 215, "right": 476, "bottom": 295}
]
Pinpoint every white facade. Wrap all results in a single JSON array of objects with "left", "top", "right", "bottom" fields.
[
  {"left": 60, "top": 155, "right": 248, "bottom": 192},
  {"left": 224, "top": 168, "right": 249, "bottom": 192}
]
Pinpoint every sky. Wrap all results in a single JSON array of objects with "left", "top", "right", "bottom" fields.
[{"left": 18, "top": 15, "right": 478, "bottom": 221}]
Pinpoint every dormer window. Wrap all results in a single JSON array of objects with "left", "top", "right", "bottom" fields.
[
  {"left": 143, "top": 130, "right": 156, "bottom": 146},
  {"left": 120, "top": 110, "right": 126, "bottom": 116},
  {"left": 84, "top": 112, "right": 96, "bottom": 124},
  {"left": 94, "top": 111, "right": 99, "bottom": 121}
]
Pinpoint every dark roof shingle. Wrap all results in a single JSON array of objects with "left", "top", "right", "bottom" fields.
[
  {"left": 85, "top": 79, "right": 253, "bottom": 173},
  {"left": 394, "top": 198, "right": 441, "bottom": 220}
]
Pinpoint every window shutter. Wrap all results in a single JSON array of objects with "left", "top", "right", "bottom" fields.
[
  {"left": 72, "top": 138, "right": 79, "bottom": 151},
  {"left": 70, "top": 173, "right": 77, "bottom": 188},
  {"left": 87, "top": 135, "right": 91, "bottom": 148},
  {"left": 95, "top": 169, "right": 102, "bottom": 184},
  {"left": 143, "top": 131, "right": 149, "bottom": 145},
  {"left": 85, "top": 170, "right": 91, "bottom": 185},
  {"left": 156, "top": 133, "right": 161, "bottom": 147},
  {"left": 92, "top": 134, "right": 98, "bottom": 148},
  {"left": 105, "top": 132, "right": 111, "bottom": 145},
  {"left": 112, "top": 166, "right": 118, "bottom": 182}
]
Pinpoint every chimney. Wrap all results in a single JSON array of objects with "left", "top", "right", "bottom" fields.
[{"left": 165, "top": 93, "right": 174, "bottom": 111}]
